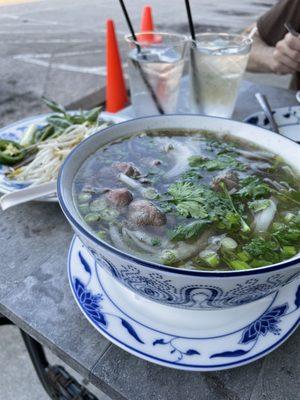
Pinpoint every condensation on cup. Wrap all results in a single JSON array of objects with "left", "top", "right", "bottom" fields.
[
  {"left": 190, "top": 33, "right": 252, "bottom": 118},
  {"left": 125, "top": 32, "right": 188, "bottom": 117}
]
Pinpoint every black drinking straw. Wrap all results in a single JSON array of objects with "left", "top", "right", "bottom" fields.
[
  {"left": 118, "top": 0, "right": 141, "bottom": 52},
  {"left": 118, "top": 0, "right": 165, "bottom": 114},
  {"left": 184, "top": 0, "right": 200, "bottom": 106},
  {"left": 184, "top": 0, "right": 196, "bottom": 41}
]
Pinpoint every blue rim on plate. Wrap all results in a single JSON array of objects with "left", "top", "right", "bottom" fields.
[
  {"left": 68, "top": 236, "right": 300, "bottom": 371},
  {"left": 57, "top": 113, "right": 300, "bottom": 278},
  {"left": 244, "top": 105, "right": 300, "bottom": 143}
]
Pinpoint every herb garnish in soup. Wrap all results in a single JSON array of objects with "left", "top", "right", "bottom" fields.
[{"left": 73, "top": 130, "right": 300, "bottom": 271}]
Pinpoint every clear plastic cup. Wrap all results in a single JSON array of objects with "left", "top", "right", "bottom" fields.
[
  {"left": 125, "top": 32, "right": 188, "bottom": 117},
  {"left": 190, "top": 33, "right": 252, "bottom": 118}
]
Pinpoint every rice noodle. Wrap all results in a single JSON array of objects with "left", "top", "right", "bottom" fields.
[
  {"left": 161, "top": 230, "right": 211, "bottom": 264},
  {"left": 234, "top": 148, "right": 274, "bottom": 161},
  {"left": 118, "top": 173, "right": 143, "bottom": 190},
  {"left": 118, "top": 173, "right": 158, "bottom": 200},
  {"left": 109, "top": 224, "right": 142, "bottom": 255},
  {"left": 122, "top": 228, "right": 158, "bottom": 254},
  {"left": 263, "top": 178, "right": 285, "bottom": 191},
  {"left": 156, "top": 137, "right": 198, "bottom": 180}
]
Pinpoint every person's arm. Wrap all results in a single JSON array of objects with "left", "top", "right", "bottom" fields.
[
  {"left": 247, "top": 30, "right": 277, "bottom": 73},
  {"left": 247, "top": 30, "right": 300, "bottom": 75}
]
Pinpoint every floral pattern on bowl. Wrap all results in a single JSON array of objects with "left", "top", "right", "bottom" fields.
[
  {"left": 68, "top": 236, "right": 300, "bottom": 371},
  {"left": 58, "top": 115, "right": 300, "bottom": 310}
]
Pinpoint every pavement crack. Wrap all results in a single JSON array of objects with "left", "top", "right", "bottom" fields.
[
  {"left": 42, "top": 50, "right": 54, "bottom": 98},
  {"left": 0, "top": 253, "right": 54, "bottom": 304},
  {"left": 248, "top": 358, "right": 266, "bottom": 400},
  {"left": 88, "top": 343, "right": 127, "bottom": 400},
  {"left": 203, "top": 373, "right": 241, "bottom": 400},
  {"left": 88, "top": 342, "right": 112, "bottom": 381}
]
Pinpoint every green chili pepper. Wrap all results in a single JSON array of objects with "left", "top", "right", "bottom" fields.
[
  {"left": 0, "top": 139, "right": 25, "bottom": 166},
  {"left": 39, "top": 125, "right": 55, "bottom": 142}
]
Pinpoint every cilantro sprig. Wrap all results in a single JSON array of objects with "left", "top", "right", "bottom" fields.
[
  {"left": 248, "top": 199, "right": 271, "bottom": 213},
  {"left": 188, "top": 154, "right": 246, "bottom": 172},
  {"left": 219, "top": 182, "right": 250, "bottom": 233},
  {"left": 271, "top": 214, "right": 300, "bottom": 245},
  {"left": 166, "top": 182, "right": 209, "bottom": 219},
  {"left": 165, "top": 181, "right": 251, "bottom": 234},
  {"left": 168, "top": 220, "right": 209, "bottom": 242},
  {"left": 243, "top": 237, "right": 279, "bottom": 259},
  {"left": 236, "top": 176, "right": 271, "bottom": 200}
]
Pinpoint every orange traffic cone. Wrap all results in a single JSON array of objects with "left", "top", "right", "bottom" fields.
[
  {"left": 105, "top": 19, "right": 128, "bottom": 113},
  {"left": 140, "top": 6, "right": 154, "bottom": 33},
  {"left": 139, "top": 6, "right": 161, "bottom": 44}
]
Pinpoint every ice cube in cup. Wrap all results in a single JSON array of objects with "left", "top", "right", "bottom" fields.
[
  {"left": 125, "top": 32, "right": 187, "bottom": 117},
  {"left": 190, "top": 33, "right": 252, "bottom": 118}
]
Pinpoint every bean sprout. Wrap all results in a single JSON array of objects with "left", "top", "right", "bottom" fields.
[{"left": 7, "top": 122, "right": 108, "bottom": 185}]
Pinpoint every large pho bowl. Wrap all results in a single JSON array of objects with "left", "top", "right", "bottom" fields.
[{"left": 58, "top": 115, "right": 300, "bottom": 311}]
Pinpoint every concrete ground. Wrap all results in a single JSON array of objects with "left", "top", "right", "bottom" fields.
[
  {"left": 0, "top": 0, "right": 291, "bottom": 399},
  {"left": 0, "top": 0, "right": 284, "bottom": 128},
  {"left": 0, "top": 325, "right": 110, "bottom": 400}
]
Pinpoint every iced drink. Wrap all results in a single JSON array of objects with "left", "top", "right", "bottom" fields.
[
  {"left": 126, "top": 33, "right": 187, "bottom": 117},
  {"left": 190, "top": 33, "right": 252, "bottom": 118}
]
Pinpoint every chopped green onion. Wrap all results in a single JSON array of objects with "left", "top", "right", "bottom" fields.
[
  {"left": 97, "top": 230, "right": 106, "bottom": 240},
  {"left": 84, "top": 213, "right": 101, "bottom": 223},
  {"left": 143, "top": 187, "right": 159, "bottom": 200},
  {"left": 284, "top": 212, "right": 295, "bottom": 222},
  {"left": 250, "top": 260, "right": 269, "bottom": 268},
  {"left": 78, "top": 203, "right": 90, "bottom": 215},
  {"left": 229, "top": 260, "right": 250, "bottom": 270},
  {"left": 221, "top": 237, "right": 238, "bottom": 250},
  {"left": 151, "top": 238, "right": 161, "bottom": 246},
  {"left": 89, "top": 198, "right": 107, "bottom": 212},
  {"left": 236, "top": 251, "right": 251, "bottom": 262},
  {"left": 199, "top": 250, "right": 220, "bottom": 267},
  {"left": 78, "top": 192, "right": 92, "bottom": 204},
  {"left": 161, "top": 250, "right": 177, "bottom": 265},
  {"left": 100, "top": 209, "right": 119, "bottom": 222},
  {"left": 282, "top": 246, "right": 297, "bottom": 258}
]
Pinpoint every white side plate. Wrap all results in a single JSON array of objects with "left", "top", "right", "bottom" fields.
[
  {"left": 0, "top": 113, "right": 127, "bottom": 202},
  {"left": 244, "top": 105, "right": 300, "bottom": 143}
]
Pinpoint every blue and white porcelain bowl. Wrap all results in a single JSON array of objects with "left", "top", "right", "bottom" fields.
[{"left": 57, "top": 115, "right": 300, "bottom": 311}]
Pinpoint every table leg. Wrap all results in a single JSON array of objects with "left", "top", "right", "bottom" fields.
[{"left": 0, "top": 314, "right": 99, "bottom": 400}]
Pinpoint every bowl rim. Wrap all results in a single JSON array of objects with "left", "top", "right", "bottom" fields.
[{"left": 57, "top": 114, "right": 300, "bottom": 277}]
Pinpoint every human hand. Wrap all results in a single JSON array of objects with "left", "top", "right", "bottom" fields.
[{"left": 272, "top": 32, "right": 300, "bottom": 74}]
